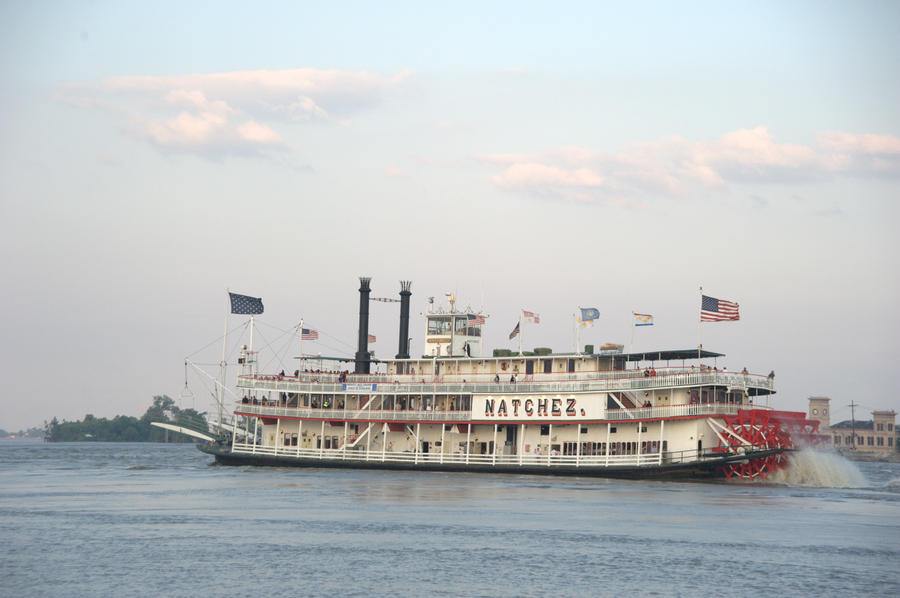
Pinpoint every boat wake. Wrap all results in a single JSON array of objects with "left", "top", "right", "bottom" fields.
[
  {"left": 883, "top": 477, "right": 900, "bottom": 491},
  {"left": 768, "top": 448, "right": 866, "bottom": 488}
]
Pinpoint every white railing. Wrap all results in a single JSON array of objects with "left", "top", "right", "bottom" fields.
[
  {"left": 231, "top": 443, "right": 694, "bottom": 467},
  {"left": 239, "top": 370, "right": 773, "bottom": 396},
  {"left": 234, "top": 401, "right": 755, "bottom": 422},
  {"left": 227, "top": 443, "right": 745, "bottom": 468}
]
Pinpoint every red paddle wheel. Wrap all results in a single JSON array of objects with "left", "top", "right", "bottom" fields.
[{"left": 716, "top": 409, "right": 822, "bottom": 480}]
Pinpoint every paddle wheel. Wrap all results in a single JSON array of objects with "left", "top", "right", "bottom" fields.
[{"left": 715, "top": 409, "right": 822, "bottom": 480}]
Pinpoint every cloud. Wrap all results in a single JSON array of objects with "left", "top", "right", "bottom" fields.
[
  {"left": 481, "top": 127, "right": 900, "bottom": 203},
  {"left": 63, "top": 68, "right": 411, "bottom": 159},
  {"left": 491, "top": 163, "right": 605, "bottom": 190},
  {"left": 385, "top": 166, "right": 408, "bottom": 177}
]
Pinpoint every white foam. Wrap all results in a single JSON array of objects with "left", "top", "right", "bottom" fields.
[{"left": 768, "top": 448, "right": 867, "bottom": 488}]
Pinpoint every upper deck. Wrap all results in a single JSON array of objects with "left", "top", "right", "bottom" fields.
[{"left": 237, "top": 365, "right": 775, "bottom": 397}]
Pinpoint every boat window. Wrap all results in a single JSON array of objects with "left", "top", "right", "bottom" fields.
[{"left": 427, "top": 317, "right": 451, "bottom": 335}]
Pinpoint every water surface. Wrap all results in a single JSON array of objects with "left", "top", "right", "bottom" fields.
[{"left": 1, "top": 441, "right": 898, "bottom": 597}]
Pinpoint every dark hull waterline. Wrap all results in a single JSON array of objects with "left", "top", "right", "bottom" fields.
[{"left": 198, "top": 443, "right": 784, "bottom": 480}]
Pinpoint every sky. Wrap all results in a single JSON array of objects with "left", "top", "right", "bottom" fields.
[{"left": 1, "top": 0, "right": 898, "bottom": 431}]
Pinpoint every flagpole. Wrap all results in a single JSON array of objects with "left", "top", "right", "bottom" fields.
[
  {"left": 698, "top": 285, "right": 703, "bottom": 361},
  {"left": 218, "top": 294, "right": 229, "bottom": 434},
  {"left": 298, "top": 318, "right": 304, "bottom": 373},
  {"left": 630, "top": 312, "right": 635, "bottom": 354},
  {"left": 518, "top": 312, "right": 523, "bottom": 356},
  {"left": 249, "top": 314, "right": 255, "bottom": 374},
  {"left": 574, "top": 311, "right": 578, "bottom": 354}
]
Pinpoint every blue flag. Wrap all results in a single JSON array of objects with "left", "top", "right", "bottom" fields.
[
  {"left": 580, "top": 307, "right": 600, "bottom": 322},
  {"left": 229, "top": 292, "right": 264, "bottom": 315}
]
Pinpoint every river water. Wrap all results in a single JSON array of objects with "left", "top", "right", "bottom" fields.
[{"left": 1, "top": 441, "right": 898, "bottom": 597}]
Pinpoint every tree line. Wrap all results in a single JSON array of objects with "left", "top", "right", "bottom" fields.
[{"left": 43, "top": 395, "right": 210, "bottom": 443}]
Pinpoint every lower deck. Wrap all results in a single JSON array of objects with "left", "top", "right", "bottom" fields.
[{"left": 228, "top": 414, "right": 738, "bottom": 470}]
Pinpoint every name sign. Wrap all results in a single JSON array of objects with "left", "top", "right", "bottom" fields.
[
  {"left": 473, "top": 395, "right": 604, "bottom": 420},
  {"left": 343, "top": 383, "right": 377, "bottom": 392}
]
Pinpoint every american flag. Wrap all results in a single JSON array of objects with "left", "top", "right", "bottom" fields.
[
  {"left": 509, "top": 322, "right": 520, "bottom": 340},
  {"left": 701, "top": 295, "right": 740, "bottom": 322},
  {"left": 301, "top": 328, "right": 319, "bottom": 340},
  {"left": 523, "top": 310, "right": 540, "bottom": 324},
  {"left": 368, "top": 334, "right": 376, "bottom": 343},
  {"left": 229, "top": 292, "right": 264, "bottom": 315},
  {"left": 467, "top": 313, "right": 485, "bottom": 325}
]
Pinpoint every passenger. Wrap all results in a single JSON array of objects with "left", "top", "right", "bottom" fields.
[{"left": 494, "top": 374, "right": 500, "bottom": 383}]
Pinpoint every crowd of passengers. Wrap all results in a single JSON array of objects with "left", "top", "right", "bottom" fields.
[{"left": 240, "top": 393, "right": 471, "bottom": 411}]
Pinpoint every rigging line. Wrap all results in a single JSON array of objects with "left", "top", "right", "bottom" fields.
[
  {"left": 299, "top": 341, "right": 354, "bottom": 360},
  {"left": 185, "top": 319, "right": 253, "bottom": 359},
  {"left": 250, "top": 325, "right": 295, "bottom": 372},
  {"left": 255, "top": 320, "right": 300, "bottom": 336},
  {"left": 223, "top": 320, "right": 256, "bottom": 363},
  {"left": 261, "top": 327, "right": 302, "bottom": 373},
  {"left": 294, "top": 319, "right": 357, "bottom": 351}
]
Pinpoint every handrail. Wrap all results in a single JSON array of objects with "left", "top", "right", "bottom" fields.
[
  {"left": 251, "top": 365, "right": 764, "bottom": 385},
  {"left": 235, "top": 402, "right": 755, "bottom": 422},
  {"left": 238, "top": 370, "right": 774, "bottom": 395},
  {"left": 229, "top": 442, "right": 772, "bottom": 468}
]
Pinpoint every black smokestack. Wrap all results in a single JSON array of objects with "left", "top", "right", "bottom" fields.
[
  {"left": 396, "top": 280, "right": 412, "bottom": 359},
  {"left": 355, "top": 276, "right": 372, "bottom": 373}
]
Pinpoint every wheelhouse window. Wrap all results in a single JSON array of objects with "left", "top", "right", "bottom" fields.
[
  {"left": 453, "top": 316, "right": 481, "bottom": 337},
  {"left": 427, "top": 317, "right": 452, "bottom": 335}
]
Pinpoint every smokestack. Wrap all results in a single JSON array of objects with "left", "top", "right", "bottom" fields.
[
  {"left": 355, "top": 276, "right": 372, "bottom": 373},
  {"left": 396, "top": 280, "right": 412, "bottom": 359}
]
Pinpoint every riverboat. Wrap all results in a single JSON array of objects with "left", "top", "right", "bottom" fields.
[{"left": 200, "top": 278, "right": 821, "bottom": 480}]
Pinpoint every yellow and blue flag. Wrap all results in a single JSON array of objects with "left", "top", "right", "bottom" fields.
[{"left": 633, "top": 312, "right": 654, "bottom": 326}]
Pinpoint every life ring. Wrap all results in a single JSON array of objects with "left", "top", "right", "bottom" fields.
[{"left": 501, "top": 362, "right": 508, "bottom": 371}]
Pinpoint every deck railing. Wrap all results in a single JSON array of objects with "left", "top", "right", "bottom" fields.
[
  {"left": 229, "top": 443, "right": 733, "bottom": 468},
  {"left": 235, "top": 402, "right": 752, "bottom": 422},
  {"left": 238, "top": 369, "right": 773, "bottom": 396}
]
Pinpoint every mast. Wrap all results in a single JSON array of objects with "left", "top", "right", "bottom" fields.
[
  {"left": 217, "top": 289, "right": 233, "bottom": 434},
  {"left": 518, "top": 311, "right": 523, "bottom": 356},
  {"left": 698, "top": 285, "right": 703, "bottom": 361},
  {"left": 573, "top": 311, "right": 578, "bottom": 354},
  {"left": 298, "top": 317, "right": 304, "bottom": 372},
  {"left": 218, "top": 310, "right": 228, "bottom": 433}
]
